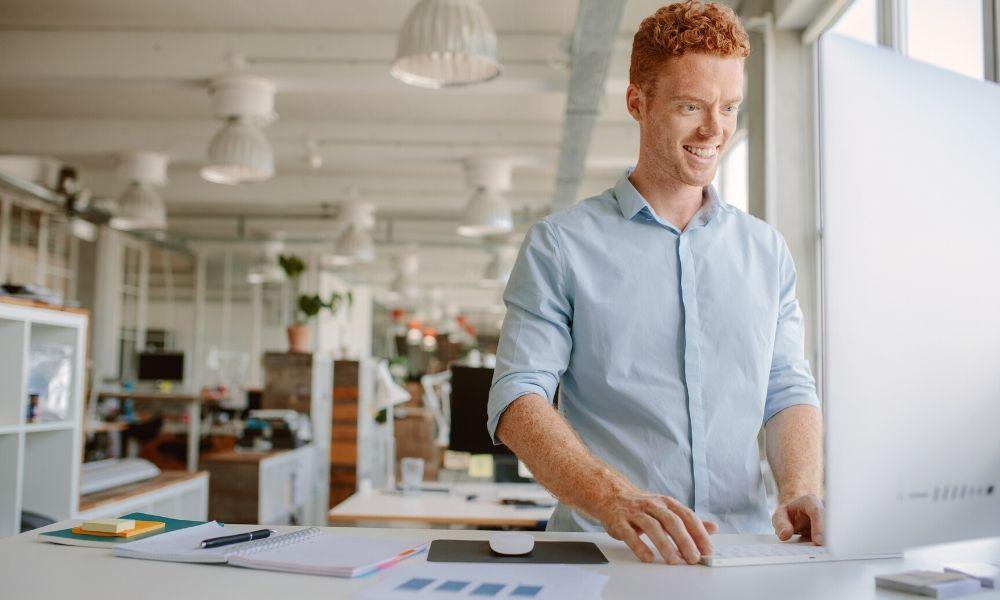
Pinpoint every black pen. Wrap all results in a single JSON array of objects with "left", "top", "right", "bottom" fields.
[{"left": 200, "top": 529, "right": 274, "bottom": 549}]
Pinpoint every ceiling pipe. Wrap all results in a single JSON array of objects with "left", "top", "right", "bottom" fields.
[{"left": 550, "top": 0, "right": 627, "bottom": 212}]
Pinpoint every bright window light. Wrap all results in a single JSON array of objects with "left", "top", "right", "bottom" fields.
[
  {"left": 907, "top": 0, "right": 985, "bottom": 80},
  {"left": 721, "top": 136, "right": 748, "bottom": 213},
  {"left": 831, "top": 0, "right": 877, "bottom": 46}
]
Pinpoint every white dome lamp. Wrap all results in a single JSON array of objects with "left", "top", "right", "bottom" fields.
[
  {"left": 390, "top": 254, "right": 421, "bottom": 303},
  {"left": 391, "top": 0, "right": 502, "bottom": 89},
  {"left": 481, "top": 244, "right": 517, "bottom": 287},
  {"left": 458, "top": 158, "right": 513, "bottom": 237},
  {"left": 246, "top": 238, "right": 286, "bottom": 284},
  {"left": 201, "top": 75, "right": 277, "bottom": 185},
  {"left": 111, "top": 151, "right": 169, "bottom": 231},
  {"left": 331, "top": 197, "right": 377, "bottom": 266}
]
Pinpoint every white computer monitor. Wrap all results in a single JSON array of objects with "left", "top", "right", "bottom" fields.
[{"left": 818, "top": 34, "right": 1000, "bottom": 555}]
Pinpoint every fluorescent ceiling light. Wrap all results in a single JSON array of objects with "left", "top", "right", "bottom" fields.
[
  {"left": 458, "top": 189, "right": 512, "bottom": 237},
  {"left": 201, "top": 117, "right": 275, "bottom": 185},
  {"left": 391, "top": 0, "right": 502, "bottom": 89}
]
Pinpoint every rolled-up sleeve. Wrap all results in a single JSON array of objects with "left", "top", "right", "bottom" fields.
[
  {"left": 763, "top": 239, "right": 820, "bottom": 424},
  {"left": 487, "top": 220, "right": 573, "bottom": 443}
]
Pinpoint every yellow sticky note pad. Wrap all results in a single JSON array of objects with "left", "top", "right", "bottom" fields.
[
  {"left": 80, "top": 518, "right": 135, "bottom": 533},
  {"left": 468, "top": 454, "right": 494, "bottom": 479},
  {"left": 73, "top": 520, "right": 164, "bottom": 537}
]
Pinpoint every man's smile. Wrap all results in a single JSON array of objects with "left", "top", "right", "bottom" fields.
[{"left": 683, "top": 144, "right": 719, "bottom": 159}]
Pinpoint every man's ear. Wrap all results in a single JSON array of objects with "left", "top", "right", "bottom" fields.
[{"left": 626, "top": 83, "right": 644, "bottom": 123}]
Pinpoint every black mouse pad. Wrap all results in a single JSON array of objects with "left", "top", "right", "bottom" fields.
[{"left": 427, "top": 539, "right": 609, "bottom": 564}]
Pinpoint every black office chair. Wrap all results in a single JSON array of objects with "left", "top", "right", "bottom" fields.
[{"left": 20, "top": 510, "right": 55, "bottom": 533}]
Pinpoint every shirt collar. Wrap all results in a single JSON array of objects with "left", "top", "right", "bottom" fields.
[{"left": 613, "top": 167, "right": 724, "bottom": 229}]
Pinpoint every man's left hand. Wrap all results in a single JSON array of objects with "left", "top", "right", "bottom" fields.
[{"left": 771, "top": 494, "right": 824, "bottom": 545}]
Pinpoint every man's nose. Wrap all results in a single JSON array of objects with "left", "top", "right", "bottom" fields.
[{"left": 698, "top": 113, "right": 723, "bottom": 139}]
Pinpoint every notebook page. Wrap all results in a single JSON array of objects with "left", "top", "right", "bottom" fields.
[
  {"left": 229, "top": 535, "right": 429, "bottom": 576},
  {"left": 113, "top": 522, "right": 229, "bottom": 562}
]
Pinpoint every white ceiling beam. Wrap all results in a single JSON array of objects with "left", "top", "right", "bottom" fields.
[
  {"left": 0, "top": 29, "right": 634, "bottom": 95},
  {"left": 0, "top": 118, "right": 637, "bottom": 169}
]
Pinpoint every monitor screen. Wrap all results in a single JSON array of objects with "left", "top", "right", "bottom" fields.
[
  {"left": 448, "top": 365, "right": 513, "bottom": 456},
  {"left": 137, "top": 352, "right": 185, "bottom": 382}
]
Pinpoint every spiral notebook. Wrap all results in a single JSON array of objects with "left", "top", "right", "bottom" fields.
[{"left": 113, "top": 522, "right": 429, "bottom": 578}]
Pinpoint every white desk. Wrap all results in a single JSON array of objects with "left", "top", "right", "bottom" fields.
[
  {"left": 329, "top": 482, "right": 554, "bottom": 528},
  {"left": 3, "top": 521, "right": 999, "bottom": 599}
]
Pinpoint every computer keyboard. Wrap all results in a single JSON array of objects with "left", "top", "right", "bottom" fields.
[{"left": 701, "top": 542, "right": 898, "bottom": 567}]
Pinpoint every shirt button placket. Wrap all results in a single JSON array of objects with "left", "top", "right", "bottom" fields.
[{"left": 677, "top": 232, "right": 710, "bottom": 515}]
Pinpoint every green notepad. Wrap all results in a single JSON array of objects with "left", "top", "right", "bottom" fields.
[{"left": 38, "top": 513, "right": 206, "bottom": 549}]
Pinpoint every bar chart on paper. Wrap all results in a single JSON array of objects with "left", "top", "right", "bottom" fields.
[{"left": 359, "top": 564, "right": 608, "bottom": 599}]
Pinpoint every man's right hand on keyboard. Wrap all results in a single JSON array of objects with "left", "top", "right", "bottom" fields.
[{"left": 594, "top": 491, "right": 718, "bottom": 565}]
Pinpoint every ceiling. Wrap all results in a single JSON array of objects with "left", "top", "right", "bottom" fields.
[{"left": 0, "top": 0, "right": 740, "bottom": 314}]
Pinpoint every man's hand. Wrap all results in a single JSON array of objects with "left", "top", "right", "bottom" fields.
[
  {"left": 595, "top": 491, "right": 718, "bottom": 565},
  {"left": 772, "top": 493, "right": 824, "bottom": 545}
]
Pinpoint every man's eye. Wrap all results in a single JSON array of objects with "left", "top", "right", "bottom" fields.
[
  {"left": 684, "top": 104, "right": 699, "bottom": 112},
  {"left": 723, "top": 105, "right": 737, "bottom": 113}
]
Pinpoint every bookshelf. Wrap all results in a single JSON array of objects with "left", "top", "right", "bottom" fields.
[{"left": 0, "top": 300, "right": 87, "bottom": 537}]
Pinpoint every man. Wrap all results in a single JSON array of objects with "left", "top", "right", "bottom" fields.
[{"left": 487, "top": 0, "right": 824, "bottom": 566}]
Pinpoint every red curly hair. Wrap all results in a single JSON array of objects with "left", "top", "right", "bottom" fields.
[{"left": 630, "top": 1, "right": 750, "bottom": 96}]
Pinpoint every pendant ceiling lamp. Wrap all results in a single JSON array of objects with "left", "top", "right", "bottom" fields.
[
  {"left": 201, "top": 76, "right": 276, "bottom": 185},
  {"left": 111, "top": 151, "right": 169, "bottom": 231},
  {"left": 391, "top": 0, "right": 502, "bottom": 89},
  {"left": 331, "top": 198, "right": 376, "bottom": 266},
  {"left": 246, "top": 238, "right": 286, "bottom": 284},
  {"left": 458, "top": 158, "right": 513, "bottom": 237},
  {"left": 481, "top": 245, "right": 517, "bottom": 287},
  {"left": 389, "top": 254, "right": 421, "bottom": 303}
]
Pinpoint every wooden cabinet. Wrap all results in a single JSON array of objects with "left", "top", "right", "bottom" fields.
[
  {"left": 262, "top": 352, "right": 331, "bottom": 525},
  {"left": 199, "top": 447, "right": 312, "bottom": 525}
]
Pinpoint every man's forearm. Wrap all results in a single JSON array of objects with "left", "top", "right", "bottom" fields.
[
  {"left": 496, "top": 393, "right": 637, "bottom": 519},
  {"left": 764, "top": 404, "right": 824, "bottom": 502}
]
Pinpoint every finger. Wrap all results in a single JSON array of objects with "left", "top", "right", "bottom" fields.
[
  {"left": 609, "top": 521, "right": 654, "bottom": 563},
  {"left": 662, "top": 496, "right": 714, "bottom": 556},
  {"left": 703, "top": 520, "right": 719, "bottom": 534},
  {"left": 804, "top": 498, "right": 825, "bottom": 545},
  {"left": 772, "top": 507, "right": 794, "bottom": 541},
  {"left": 632, "top": 513, "right": 682, "bottom": 565},
  {"left": 643, "top": 501, "right": 699, "bottom": 564}
]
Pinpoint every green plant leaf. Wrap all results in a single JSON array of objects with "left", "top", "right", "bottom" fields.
[
  {"left": 297, "top": 294, "right": 325, "bottom": 319},
  {"left": 279, "top": 254, "right": 306, "bottom": 279}
]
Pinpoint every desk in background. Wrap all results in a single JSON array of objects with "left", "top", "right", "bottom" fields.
[
  {"left": 97, "top": 390, "right": 214, "bottom": 472},
  {"left": 4, "top": 520, "right": 1000, "bottom": 599},
  {"left": 329, "top": 482, "right": 555, "bottom": 529}
]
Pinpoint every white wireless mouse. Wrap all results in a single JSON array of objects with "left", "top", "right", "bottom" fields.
[{"left": 489, "top": 532, "right": 535, "bottom": 556}]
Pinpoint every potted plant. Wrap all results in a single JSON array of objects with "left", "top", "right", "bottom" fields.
[
  {"left": 279, "top": 255, "right": 354, "bottom": 353},
  {"left": 279, "top": 255, "right": 310, "bottom": 352}
]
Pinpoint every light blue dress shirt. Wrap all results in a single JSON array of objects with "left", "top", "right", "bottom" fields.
[{"left": 487, "top": 174, "right": 820, "bottom": 533}]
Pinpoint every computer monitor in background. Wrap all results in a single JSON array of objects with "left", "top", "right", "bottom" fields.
[
  {"left": 448, "top": 365, "right": 530, "bottom": 483},
  {"left": 448, "top": 365, "right": 512, "bottom": 456},
  {"left": 137, "top": 352, "right": 185, "bottom": 383},
  {"left": 818, "top": 35, "right": 1000, "bottom": 555}
]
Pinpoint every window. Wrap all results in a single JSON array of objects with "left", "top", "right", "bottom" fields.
[
  {"left": 719, "top": 135, "right": 748, "bottom": 213},
  {"left": 831, "top": 0, "right": 878, "bottom": 46},
  {"left": 906, "top": 0, "right": 985, "bottom": 80}
]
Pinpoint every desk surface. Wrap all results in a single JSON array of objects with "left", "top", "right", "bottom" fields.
[
  {"left": 78, "top": 471, "right": 208, "bottom": 513},
  {"left": 328, "top": 482, "right": 555, "bottom": 528},
  {"left": 97, "top": 390, "right": 206, "bottom": 403},
  {"left": 4, "top": 521, "right": 999, "bottom": 600}
]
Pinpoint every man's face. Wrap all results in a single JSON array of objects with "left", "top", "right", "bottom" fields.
[{"left": 627, "top": 52, "right": 743, "bottom": 187}]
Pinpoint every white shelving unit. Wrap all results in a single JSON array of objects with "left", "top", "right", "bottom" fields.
[{"left": 0, "top": 301, "right": 87, "bottom": 537}]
